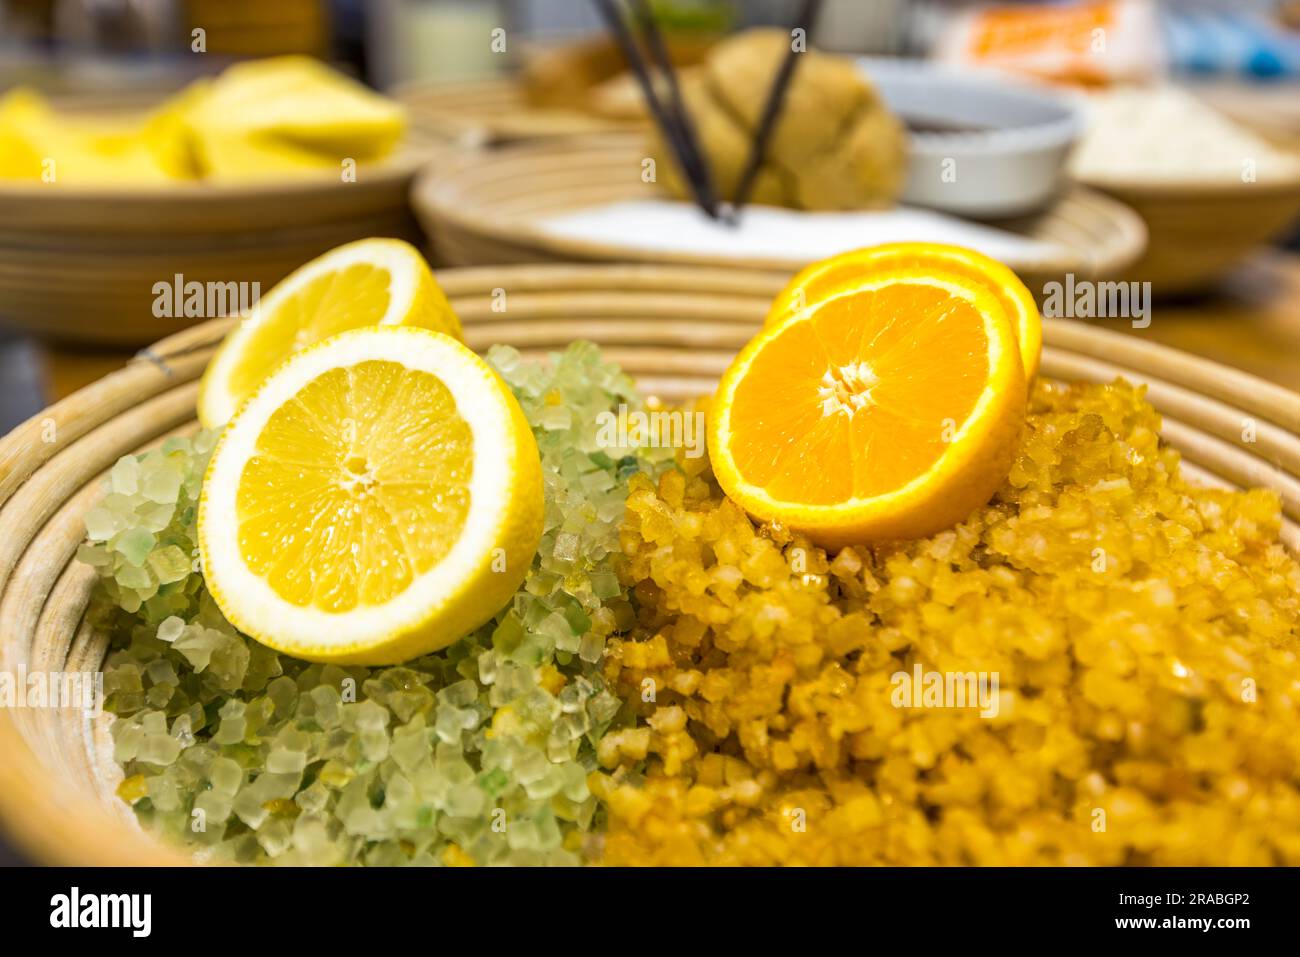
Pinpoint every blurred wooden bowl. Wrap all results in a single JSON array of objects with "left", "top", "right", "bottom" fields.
[
  {"left": 1081, "top": 175, "right": 1300, "bottom": 295},
  {"left": 0, "top": 141, "right": 433, "bottom": 346}
]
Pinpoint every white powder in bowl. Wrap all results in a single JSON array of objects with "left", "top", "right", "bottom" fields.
[
  {"left": 537, "top": 200, "right": 1070, "bottom": 266},
  {"left": 1070, "top": 86, "right": 1300, "bottom": 185}
]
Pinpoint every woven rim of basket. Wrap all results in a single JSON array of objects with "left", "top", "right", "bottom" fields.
[
  {"left": 393, "top": 76, "right": 638, "bottom": 145},
  {"left": 409, "top": 133, "right": 1150, "bottom": 281},
  {"left": 1, "top": 262, "right": 1298, "bottom": 865}
]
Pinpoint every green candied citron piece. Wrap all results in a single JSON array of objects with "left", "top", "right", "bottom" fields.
[
  {"left": 208, "top": 756, "right": 243, "bottom": 797},
  {"left": 147, "top": 545, "right": 191, "bottom": 584},
  {"left": 490, "top": 613, "right": 524, "bottom": 653},
  {"left": 588, "top": 570, "right": 622, "bottom": 600},
  {"left": 84, "top": 506, "right": 120, "bottom": 542},
  {"left": 172, "top": 626, "right": 217, "bottom": 671},
  {"left": 145, "top": 658, "right": 178, "bottom": 685},
  {"left": 435, "top": 678, "right": 478, "bottom": 709},
  {"left": 267, "top": 746, "right": 307, "bottom": 775},
  {"left": 193, "top": 789, "right": 233, "bottom": 825},
  {"left": 114, "top": 561, "right": 152, "bottom": 591},
  {"left": 138, "top": 731, "right": 182, "bottom": 768},
  {"left": 140, "top": 459, "right": 184, "bottom": 505},
  {"left": 294, "top": 781, "right": 330, "bottom": 815},
  {"left": 563, "top": 601, "right": 592, "bottom": 634},
  {"left": 308, "top": 684, "right": 342, "bottom": 728},
  {"left": 138, "top": 501, "right": 176, "bottom": 533},
  {"left": 390, "top": 718, "right": 432, "bottom": 774},
  {"left": 109, "top": 456, "right": 140, "bottom": 496},
  {"left": 476, "top": 766, "right": 510, "bottom": 797},
  {"left": 350, "top": 699, "right": 388, "bottom": 732},
  {"left": 266, "top": 675, "right": 298, "bottom": 716},
  {"left": 317, "top": 760, "right": 356, "bottom": 789},
  {"left": 206, "top": 634, "right": 251, "bottom": 691}
]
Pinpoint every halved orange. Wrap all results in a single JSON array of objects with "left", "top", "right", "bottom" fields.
[
  {"left": 711, "top": 268, "right": 1027, "bottom": 547},
  {"left": 766, "top": 243, "right": 1042, "bottom": 381}
]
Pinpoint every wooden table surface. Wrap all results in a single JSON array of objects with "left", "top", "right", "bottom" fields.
[
  {"left": 26, "top": 250, "right": 1300, "bottom": 404},
  {"left": 1118, "top": 250, "right": 1300, "bottom": 393}
]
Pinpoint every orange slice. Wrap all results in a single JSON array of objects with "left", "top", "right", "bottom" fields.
[
  {"left": 766, "top": 243, "right": 1042, "bottom": 381},
  {"left": 711, "top": 268, "right": 1027, "bottom": 547}
]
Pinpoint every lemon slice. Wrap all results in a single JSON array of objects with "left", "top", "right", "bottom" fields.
[
  {"left": 191, "top": 56, "right": 406, "bottom": 159},
  {"left": 197, "top": 238, "right": 462, "bottom": 428},
  {"left": 198, "top": 326, "right": 543, "bottom": 664}
]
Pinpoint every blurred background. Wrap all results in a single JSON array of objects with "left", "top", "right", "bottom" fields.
[{"left": 3, "top": 0, "right": 1300, "bottom": 862}]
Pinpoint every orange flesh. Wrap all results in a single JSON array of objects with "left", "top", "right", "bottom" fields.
[
  {"left": 774, "top": 247, "right": 1032, "bottom": 345},
  {"left": 729, "top": 283, "right": 990, "bottom": 505}
]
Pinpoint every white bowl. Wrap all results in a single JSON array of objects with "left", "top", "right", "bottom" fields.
[{"left": 861, "top": 58, "right": 1083, "bottom": 218}]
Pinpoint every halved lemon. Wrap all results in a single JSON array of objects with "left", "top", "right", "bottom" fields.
[
  {"left": 766, "top": 243, "right": 1042, "bottom": 381},
  {"left": 199, "top": 326, "right": 543, "bottom": 665},
  {"left": 197, "top": 238, "right": 462, "bottom": 428},
  {"left": 711, "top": 268, "right": 1027, "bottom": 548}
]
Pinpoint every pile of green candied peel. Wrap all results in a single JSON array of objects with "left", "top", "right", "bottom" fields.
[{"left": 81, "top": 343, "right": 671, "bottom": 866}]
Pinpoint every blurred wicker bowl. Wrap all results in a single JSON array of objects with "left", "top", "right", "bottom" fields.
[
  {"left": 0, "top": 131, "right": 437, "bottom": 347},
  {"left": 392, "top": 35, "right": 715, "bottom": 147},
  {"left": 413, "top": 135, "right": 1147, "bottom": 292},
  {"left": 2, "top": 262, "right": 1299, "bottom": 864},
  {"left": 1074, "top": 171, "right": 1300, "bottom": 295},
  {"left": 392, "top": 77, "right": 636, "bottom": 148}
]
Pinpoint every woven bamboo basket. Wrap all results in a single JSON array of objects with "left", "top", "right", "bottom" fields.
[
  {"left": 412, "top": 135, "right": 1148, "bottom": 292},
  {"left": 2, "top": 262, "right": 1298, "bottom": 865},
  {"left": 393, "top": 77, "right": 637, "bottom": 147}
]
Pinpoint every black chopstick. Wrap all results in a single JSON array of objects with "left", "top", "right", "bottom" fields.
[
  {"left": 629, "top": 0, "right": 720, "bottom": 216},
  {"left": 592, "top": 0, "right": 720, "bottom": 220},
  {"left": 730, "top": 0, "right": 824, "bottom": 217}
]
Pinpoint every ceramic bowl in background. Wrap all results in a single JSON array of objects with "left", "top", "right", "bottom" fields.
[{"left": 862, "top": 57, "right": 1083, "bottom": 219}]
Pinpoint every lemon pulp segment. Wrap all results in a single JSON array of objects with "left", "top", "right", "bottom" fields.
[{"left": 236, "top": 360, "right": 472, "bottom": 613}]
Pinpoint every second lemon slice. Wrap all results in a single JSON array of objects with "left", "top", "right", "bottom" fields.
[
  {"left": 197, "top": 238, "right": 462, "bottom": 428},
  {"left": 198, "top": 326, "right": 543, "bottom": 665}
]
